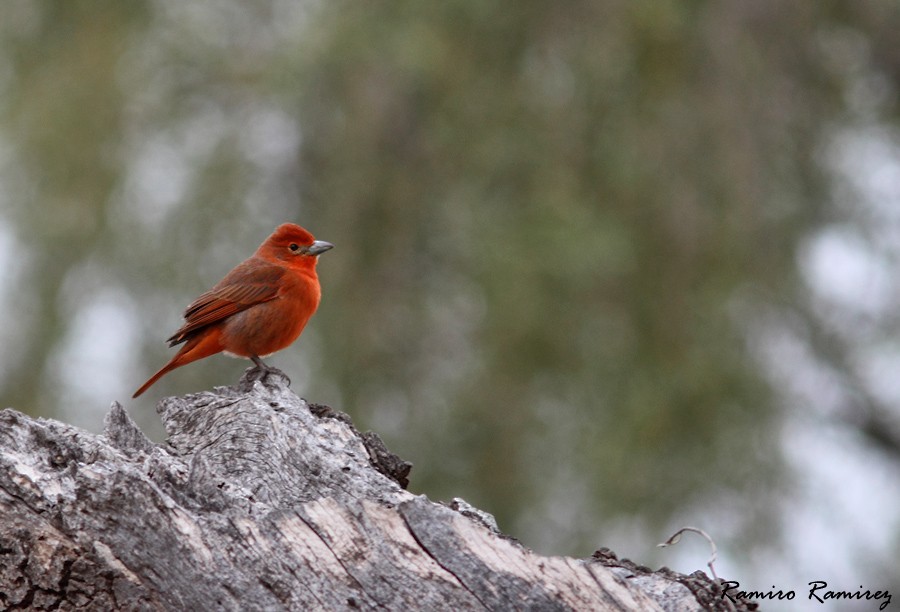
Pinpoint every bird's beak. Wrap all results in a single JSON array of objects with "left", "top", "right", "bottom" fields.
[{"left": 308, "top": 240, "right": 334, "bottom": 256}]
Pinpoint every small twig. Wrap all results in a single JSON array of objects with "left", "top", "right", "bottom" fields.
[{"left": 658, "top": 526, "right": 719, "bottom": 581}]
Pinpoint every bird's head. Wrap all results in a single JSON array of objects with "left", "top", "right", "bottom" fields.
[{"left": 259, "top": 223, "right": 333, "bottom": 265}]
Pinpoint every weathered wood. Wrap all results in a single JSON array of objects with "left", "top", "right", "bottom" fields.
[{"left": 0, "top": 367, "right": 749, "bottom": 611}]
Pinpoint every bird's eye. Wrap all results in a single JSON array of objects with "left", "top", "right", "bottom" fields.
[{"left": 289, "top": 243, "right": 300, "bottom": 252}]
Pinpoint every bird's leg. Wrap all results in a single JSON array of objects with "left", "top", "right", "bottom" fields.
[{"left": 244, "top": 354, "right": 291, "bottom": 388}]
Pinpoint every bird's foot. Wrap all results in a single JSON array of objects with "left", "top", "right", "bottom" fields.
[{"left": 239, "top": 356, "right": 291, "bottom": 391}]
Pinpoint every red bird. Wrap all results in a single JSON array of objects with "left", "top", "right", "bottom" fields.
[{"left": 133, "top": 223, "right": 332, "bottom": 398}]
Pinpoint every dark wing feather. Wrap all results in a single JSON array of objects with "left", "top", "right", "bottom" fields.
[{"left": 166, "top": 258, "right": 285, "bottom": 346}]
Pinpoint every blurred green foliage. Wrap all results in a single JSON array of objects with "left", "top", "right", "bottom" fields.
[{"left": 0, "top": 0, "right": 897, "bottom": 571}]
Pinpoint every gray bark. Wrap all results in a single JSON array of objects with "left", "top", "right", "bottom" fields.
[{"left": 0, "top": 368, "right": 750, "bottom": 611}]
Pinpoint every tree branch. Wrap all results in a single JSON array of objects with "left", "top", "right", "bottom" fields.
[{"left": 0, "top": 368, "right": 751, "bottom": 610}]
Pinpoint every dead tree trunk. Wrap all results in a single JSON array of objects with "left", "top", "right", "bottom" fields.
[{"left": 0, "top": 368, "right": 748, "bottom": 611}]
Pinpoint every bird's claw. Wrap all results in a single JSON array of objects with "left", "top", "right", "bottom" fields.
[{"left": 240, "top": 362, "right": 292, "bottom": 391}]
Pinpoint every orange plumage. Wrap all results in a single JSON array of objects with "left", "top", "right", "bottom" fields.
[{"left": 133, "top": 223, "right": 332, "bottom": 398}]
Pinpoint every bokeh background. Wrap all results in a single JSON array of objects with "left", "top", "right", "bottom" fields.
[{"left": 1, "top": 0, "right": 899, "bottom": 604}]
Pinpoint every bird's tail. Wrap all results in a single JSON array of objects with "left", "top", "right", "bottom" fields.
[
  {"left": 132, "top": 329, "right": 224, "bottom": 398},
  {"left": 132, "top": 362, "right": 177, "bottom": 398}
]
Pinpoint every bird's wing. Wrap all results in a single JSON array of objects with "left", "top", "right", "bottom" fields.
[{"left": 166, "top": 258, "right": 286, "bottom": 346}]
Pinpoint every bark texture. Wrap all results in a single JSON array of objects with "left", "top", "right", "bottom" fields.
[{"left": 0, "top": 368, "right": 749, "bottom": 611}]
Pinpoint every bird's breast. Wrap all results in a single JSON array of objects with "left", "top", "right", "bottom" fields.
[{"left": 219, "top": 270, "right": 321, "bottom": 357}]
